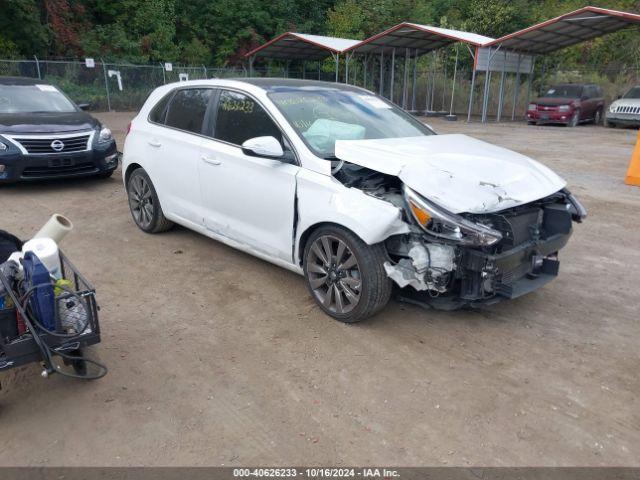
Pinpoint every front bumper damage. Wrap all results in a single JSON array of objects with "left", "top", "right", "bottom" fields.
[{"left": 385, "top": 198, "right": 575, "bottom": 310}]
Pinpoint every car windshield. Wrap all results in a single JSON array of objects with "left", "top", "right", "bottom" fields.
[
  {"left": 544, "top": 85, "right": 583, "bottom": 98},
  {"left": 0, "top": 84, "right": 77, "bottom": 114},
  {"left": 623, "top": 86, "right": 640, "bottom": 99},
  {"left": 268, "top": 87, "right": 433, "bottom": 158}
]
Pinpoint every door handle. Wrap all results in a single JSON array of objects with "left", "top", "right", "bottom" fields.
[
  {"left": 201, "top": 155, "right": 222, "bottom": 166},
  {"left": 148, "top": 140, "right": 162, "bottom": 148}
]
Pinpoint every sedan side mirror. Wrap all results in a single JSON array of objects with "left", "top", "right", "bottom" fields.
[
  {"left": 241, "top": 136, "right": 284, "bottom": 159},
  {"left": 77, "top": 103, "right": 90, "bottom": 110}
]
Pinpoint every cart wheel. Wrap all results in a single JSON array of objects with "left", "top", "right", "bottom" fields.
[{"left": 65, "top": 348, "right": 87, "bottom": 377}]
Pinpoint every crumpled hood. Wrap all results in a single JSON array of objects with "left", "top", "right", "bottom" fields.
[{"left": 334, "top": 134, "right": 566, "bottom": 214}]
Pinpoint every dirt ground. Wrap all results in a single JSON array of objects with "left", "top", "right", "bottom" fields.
[{"left": 0, "top": 111, "right": 639, "bottom": 467}]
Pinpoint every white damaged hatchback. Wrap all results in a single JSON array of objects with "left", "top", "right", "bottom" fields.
[{"left": 123, "top": 79, "right": 586, "bottom": 322}]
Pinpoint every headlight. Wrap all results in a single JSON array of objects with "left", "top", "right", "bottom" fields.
[
  {"left": 609, "top": 104, "right": 616, "bottom": 113},
  {"left": 527, "top": 103, "right": 537, "bottom": 111},
  {"left": 564, "top": 189, "right": 587, "bottom": 223},
  {"left": 98, "top": 126, "right": 112, "bottom": 143},
  {"left": 404, "top": 186, "right": 503, "bottom": 247},
  {"left": 558, "top": 105, "right": 571, "bottom": 112},
  {"left": 0, "top": 141, "right": 7, "bottom": 152}
]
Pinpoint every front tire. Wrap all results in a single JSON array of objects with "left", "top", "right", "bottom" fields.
[
  {"left": 303, "top": 225, "right": 392, "bottom": 323},
  {"left": 126, "top": 168, "right": 174, "bottom": 233},
  {"left": 568, "top": 109, "right": 580, "bottom": 127}
]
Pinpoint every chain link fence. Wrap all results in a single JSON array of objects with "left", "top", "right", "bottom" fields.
[
  {"left": 0, "top": 59, "right": 248, "bottom": 111},
  {"left": 2, "top": 58, "right": 638, "bottom": 120}
]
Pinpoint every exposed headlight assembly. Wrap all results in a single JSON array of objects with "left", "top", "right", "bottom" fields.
[
  {"left": 98, "top": 126, "right": 113, "bottom": 143},
  {"left": 404, "top": 186, "right": 503, "bottom": 247},
  {"left": 564, "top": 189, "right": 587, "bottom": 222}
]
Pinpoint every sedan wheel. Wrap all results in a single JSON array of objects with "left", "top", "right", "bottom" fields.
[
  {"left": 126, "top": 168, "right": 174, "bottom": 233},
  {"left": 307, "top": 235, "right": 362, "bottom": 315},
  {"left": 303, "top": 225, "right": 392, "bottom": 323},
  {"left": 128, "top": 174, "right": 154, "bottom": 229}
]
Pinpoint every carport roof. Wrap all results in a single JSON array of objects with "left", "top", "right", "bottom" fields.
[
  {"left": 486, "top": 6, "right": 640, "bottom": 54},
  {"left": 245, "top": 32, "right": 361, "bottom": 60},
  {"left": 344, "top": 22, "right": 494, "bottom": 55}
]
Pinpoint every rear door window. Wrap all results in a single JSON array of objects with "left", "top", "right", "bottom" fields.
[
  {"left": 213, "top": 90, "right": 283, "bottom": 146},
  {"left": 164, "top": 88, "right": 213, "bottom": 134}
]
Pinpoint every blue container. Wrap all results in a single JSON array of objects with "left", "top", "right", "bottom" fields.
[{"left": 22, "top": 251, "right": 56, "bottom": 331}]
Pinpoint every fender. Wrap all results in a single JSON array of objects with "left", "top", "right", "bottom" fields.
[{"left": 294, "top": 168, "right": 410, "bottom": 265}]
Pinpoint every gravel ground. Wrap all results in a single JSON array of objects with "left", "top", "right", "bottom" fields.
[{"left": 0, "top": 111, "right": 638, "bottom": 467}]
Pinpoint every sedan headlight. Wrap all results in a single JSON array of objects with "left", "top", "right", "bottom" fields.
[
  {"left": 609, "top": 104, "right": 616, "bottom": 113},
  {"left": 527, "top": 103, "right": 537, "bottom": 111},
  {"left": 98, "top": 126, "right": 113, "bottom": 143},
  {"left": 404, "top": 186, "right": 502, "bottom": 247},
  {"left": 558, "top": 105, "right": 572, "bottom": 112}
]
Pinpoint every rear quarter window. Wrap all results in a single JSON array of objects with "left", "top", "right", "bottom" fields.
[{"left": 149, "top": 91, "right": 174, "bottom": 124}]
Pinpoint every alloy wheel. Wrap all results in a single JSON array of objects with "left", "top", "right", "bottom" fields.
[
  {"left": 128, "top": 175, "right": 154, "bottom": 229},
  {"left": 307, "top": 235, "right": 362, "bottom": 315}
]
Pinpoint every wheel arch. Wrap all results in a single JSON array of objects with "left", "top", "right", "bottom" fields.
[
  {"left": 297, "top": 221, "right": 356, "bottom": 267},
  {"left": 124, "top": 162, "right": 143, "bottom": 186}
]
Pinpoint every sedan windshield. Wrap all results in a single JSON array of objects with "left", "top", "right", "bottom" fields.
[
  {"left": 268, "top": 88, "right": 433, "bottom": 158},
  {"left": 624, "top": 86, "right": 640, "bottom": 99},
  {"left": 544, "top": 85, "right": 582, "bottom": 98},
  {"left": 0, "top": 84, "right": 77, "bottom": 114}
]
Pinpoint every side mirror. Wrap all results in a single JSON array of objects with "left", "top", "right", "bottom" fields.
[
  {"left": 77, "top": 103, "right": 90, "bottom": 110},
  {"left": 617, "top": 94, "right": 622, "bottom": 99},
  {"left": 241, "top": 136, "right": 284, "bottom": 159}
]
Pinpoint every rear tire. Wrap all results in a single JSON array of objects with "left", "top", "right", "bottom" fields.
[
  {"left": 593, "top": 108, "right": 602, "bottom": 125},
  {"left": 303, "top": 225, "right": 392, "bottom": 323},
  {"left": 126, "top": 168, "right": 174, "bottom": 234}
]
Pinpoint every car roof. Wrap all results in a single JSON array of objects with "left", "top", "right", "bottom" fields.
[
  {"left": 235, "top": 77, "right": 364, "bottom": 92},
  {"left": 0, "top": 76, "right": 49, "bottom": 86}
]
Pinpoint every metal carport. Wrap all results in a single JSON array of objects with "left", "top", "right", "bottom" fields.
[
  {"left": 479, "top": 6, "right": 640, "bottom": 122},
  {"left": 343, "top": 23, "right": 493, "bottom": 114},
  {"left": 245, "top": 32, "right": 361, "bottom": 81}
]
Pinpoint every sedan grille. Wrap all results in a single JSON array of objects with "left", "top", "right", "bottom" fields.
[
  {"left": 8, "top": 133, "right": 92, "bottom": 155},
  {"left": 22, "top": 162, "right": 97, "bottom": 178},
  {"left": 613, "top": 105, "right": 640, "bottom": 114}
]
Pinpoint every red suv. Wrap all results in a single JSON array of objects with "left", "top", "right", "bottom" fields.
[{"left": 526, "top": 84, "right": 604, "bottom": 127}]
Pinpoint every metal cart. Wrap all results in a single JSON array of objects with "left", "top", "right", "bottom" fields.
[{"left": 0, "top": 250, "right": 104, "bottom": 378}]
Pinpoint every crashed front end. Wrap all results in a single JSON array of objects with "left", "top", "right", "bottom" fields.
[{"left": 384, "top": 186, "right": 586, "bottom": 309}]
